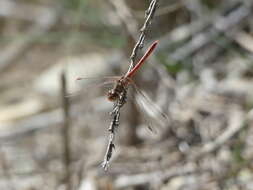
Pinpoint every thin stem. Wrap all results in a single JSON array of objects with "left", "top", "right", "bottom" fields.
[
  {"left": 102, "top": 90, "right": 127, "bottom": 170},
  {"left": 61, "top": 71, "right": 72, "bottom": 189},
  {"left": 102, "top": 0, "right": 158, "bottom": 170},
  {"left": 127, "top": 0, "right": 158, "bottom": 73}
]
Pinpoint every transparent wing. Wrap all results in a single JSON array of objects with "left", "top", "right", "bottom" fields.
[
  {"left": 66, "top": 76, "right": 120, "bottom": 98},
  {"left": 127, "top": 81, "right": 170, "bottom": 134}
]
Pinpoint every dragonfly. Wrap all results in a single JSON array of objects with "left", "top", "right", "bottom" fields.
[{"left": 75, "top": 41, "right": 168, "bottom": 132}]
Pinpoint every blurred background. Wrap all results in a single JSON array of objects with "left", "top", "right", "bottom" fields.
[{"left": 1, "top": 0, "right": 253, "bottom": 189}]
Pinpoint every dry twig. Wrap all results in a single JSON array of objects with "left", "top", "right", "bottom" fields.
[
  {"left": 127, "top": 0, "right": 158, "bottom": 73},
  {"left": 101, "top": 0, "right": 159, "bottom": 170},
  {"left": 61, "top": 72, "right": 72, "bottom": 189}
]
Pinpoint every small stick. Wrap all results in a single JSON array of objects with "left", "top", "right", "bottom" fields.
[
  {"left": 102, "top": 90, "right": 127, "bottom": 170},
  {"left": 102, "top": 0, "right": 159, "bottom": 170},
  {"left": 127, "top": 0, "right": 158, "bottom": 72},
  {"left": 61, "top": 71, "right": 72, "bottom": 189}
]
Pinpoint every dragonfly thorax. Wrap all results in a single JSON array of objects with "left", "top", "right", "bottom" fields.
[{"left": 107, "top": 78, "right": 128, "bottom": 101}]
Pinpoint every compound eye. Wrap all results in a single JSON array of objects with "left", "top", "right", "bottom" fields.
[{"left": 107, "top": 90, "right": 117, "bottom": 101}]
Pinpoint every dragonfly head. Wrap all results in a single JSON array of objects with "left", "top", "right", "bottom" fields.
[{"left": 107, "top": 89, "right": 119, "bottom": 101}]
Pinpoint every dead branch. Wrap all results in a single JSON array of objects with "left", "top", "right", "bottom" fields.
[
  {"left": 61, "top": 72, "right": 72, "bottom": 190},
  {"left": 108, "top": 0, "right": 158, "bottom": 72},
  {"left": 133, "top": 2, "right": 183, "bottom": 18},
  {"left": 101, "top": 90, "right": 127, "bottom": 170},
  {"left": 101, "top": 0, "right": 159, "bottom": 170},
  {"left": 127, "top": 0, "right": 158, "bottom": 73}
]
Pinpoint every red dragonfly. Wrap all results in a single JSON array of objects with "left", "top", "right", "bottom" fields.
[{"left": 75, "top": 41, "right": 168, "bottom": 132}]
